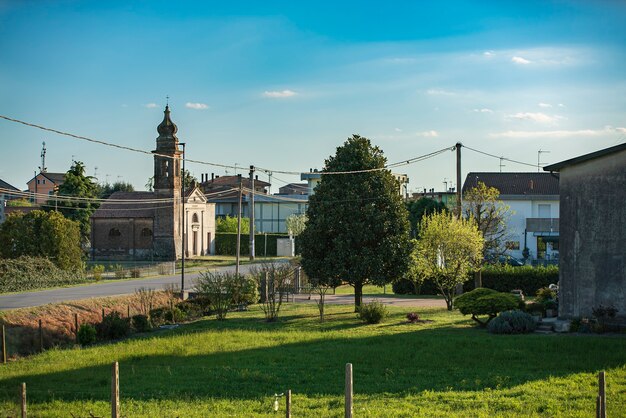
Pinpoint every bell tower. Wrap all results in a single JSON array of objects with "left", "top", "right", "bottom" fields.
[{"left": 152, "top": 105, "right": 182, "bottom": 260}]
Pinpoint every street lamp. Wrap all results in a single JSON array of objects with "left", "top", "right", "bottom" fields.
[{"left": 180, "top": 142, "right": 186, "bottom": 299}]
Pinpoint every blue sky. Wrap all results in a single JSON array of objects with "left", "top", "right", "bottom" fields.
[{"left": 1, "top": 0, "right": 625, "bottom": 193}]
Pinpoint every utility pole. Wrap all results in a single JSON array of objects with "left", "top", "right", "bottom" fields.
[
  {"left": 180, "top": 142, "right": 186, "bottom": 298},
  {"left": 236, "top": 174, "right": 243, "bottom": 276},
  {"left": 499, "top": 156, "right": 505, "bottom": 172},
  {"left": 249, "top": 165, "right": 255, "bottom": 261},
  {"left": 455, "top": 142, "right": 462, "bottom": 219}
]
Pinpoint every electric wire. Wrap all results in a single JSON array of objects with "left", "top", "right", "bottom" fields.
[{"left": 462, "top": 144, "right": 539, "bottom": 169}]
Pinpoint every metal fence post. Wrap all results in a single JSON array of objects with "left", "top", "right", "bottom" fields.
[{"left": 345, "top": 363, "right": 353, "bottom": 418}]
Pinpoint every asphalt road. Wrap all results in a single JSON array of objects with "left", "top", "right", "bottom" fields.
[{"left": 0, "top": 264, "right": 258, "bottom": 310}]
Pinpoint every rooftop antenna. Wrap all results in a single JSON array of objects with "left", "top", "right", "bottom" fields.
[
  {"left": 499, "top": 156, "right": 506, "bottom": 172},
  {"left": 39, "top": 141, "right": 47, "bottom": 173},
  {"left": 94, "top": 166, "right": 98, "bottom": 179},
  {"left": 538, "top": 150, "right": 550, "bottom": 172}
]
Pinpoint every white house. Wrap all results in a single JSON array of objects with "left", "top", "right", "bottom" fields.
[{"left": 462, "top": 172, "right": 560, "bottom": 263}]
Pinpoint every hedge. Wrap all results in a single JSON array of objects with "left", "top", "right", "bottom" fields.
[
  {"left": 393, "top": 264, "right": 558, "bottom": 297},
  {"left": 215, "top": 233, "right": 301, "bottom": 256},
  {"left": 464, "top": 265, "right": 559, "bottom": 295},
  {"left": 0, "top": 256, "right": 86, "bottom": 293}
]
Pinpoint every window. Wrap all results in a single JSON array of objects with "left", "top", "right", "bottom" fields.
[
  {"left": 505, "top": 241, "right": 520, "bottom": 250},
  {"left": 37, "top": 179, "right": 40, "bottom": 184},
  {"left": 141, "top": 228, "right": 152, "bottom": 237},
  {"left": 109, "top": 228, "right": 121, "bottom": 237},
  {"left": 192, "top": 213, "right": 199, "bottom": 223},
  {"left": 42, "top": 179, "right": 46, "bottom": 184}
]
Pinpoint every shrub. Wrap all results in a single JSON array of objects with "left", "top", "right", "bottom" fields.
[
  {"left": 0, "top": 256, "right": 86, "bottom": 293},
  {"left": 406, "top": 312, "right": 421, "bottom": 323},
  {"left": 464, "top": 265, "right": 559, "bottom": 295},
  {"left": 77, "top": 324, "right": 97, "bottom": 346},
  {"left": 536, "top": 287, "right": 557, "bottom": 303},
  {"left": 131, "top": 314, "right": 151, "bottom": 332},
  {"left": 455, "top": 288, "right": 520, "bottom": 327},
  {"left": 149, "top": 306, "right": 186, "bottom": 326},
  {"left": 178, "top": 297, "right": 211, "bottom": 319},
  {"left": 215, "top": 233, "right": 300, "bottom": 256},
  {"left": 114, "top": 265, "right": 128, "bottom": 279},
  {"left": 358, "top": 301, "right": 388, "bottom": 324},
  {"left": 487, "top": 310, "right": 537, "bottom": 334},
  {"left": 196, "top": 271, "right": 257, "bottom": 320},
  {"left": 91, "top": 265, "right": 105, "bottom": 281},
  {"left": 392, "top": 279, "right": 417, "bottom": 295},
  {"left": 524, "top": 301, "right": 545, "bottom": 314},
  {"left": 96, "top": 312, "right": 130, "bottom": 340},
  {"left": 130, "top": 268, "right": 142, "bottom": 278}
]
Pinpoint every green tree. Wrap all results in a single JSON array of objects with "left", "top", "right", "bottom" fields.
[
  {"left": 46, "top": 161, "right": 99, "bottom": 243},
  {"left": 0, "top": 210, "right": 83, "bottom": 271},
  {"left": 97, "top": 181, "right": 135, "bottom": 199},
  {"left": 406, "top": 198, "right": 448, "bottom": 237},
  {"left": 285, "top": 213, "right": 308, "bottom": 236},
  {"left": 463, "top": 181, "right": 512, "bottom": 286},
  {"left": 216, "top": 215, "right": 250, "bottom": 233},
  {"left": 414, "top": 211, "right": 484, "bottom": 310},
  {"left": 300, "top": 135, "right": 411, "bottom": 310}
]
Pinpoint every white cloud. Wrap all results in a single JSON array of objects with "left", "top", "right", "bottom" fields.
[
  {"left": 490, "top": 126, "right": 626, "bottom": 139},
  {"left": 394, "top": 128, "right": 403, "bottom": 132},
  {"left": 263, "top": 90, "right": 297, "bottom": 98},
  {"left": 144, "top": 103, "right": 158, "bottom": 108},
  {"left": 558, "top": 103, "right": 566, "bottom": 107},
  {"left": 507, "top": 112, "right": 563, "bottom": 124},
  {"left": 483, "top": 51, "right": 495, "bottom": 57},
  {"left": 473, "top": 108, "right": 493, "bottom": 113},
  {"left": 512, "top": 56, "right": 531, "bottom": 65},
  {"left": 538, "top": 103, "right": 552, "bottom": 108},
  {"left": 416, "top": 130, "right": 439, "bottom": 137},
  {"left": 185, "top": 102, "right": 209, "bottom": 110},
  {"left": 427, "top": 89, "right": 455, "bottom": 96}
]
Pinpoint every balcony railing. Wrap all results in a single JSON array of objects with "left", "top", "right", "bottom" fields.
[{"left": 526, "top": 218, "right": 559, "bottom": 233}]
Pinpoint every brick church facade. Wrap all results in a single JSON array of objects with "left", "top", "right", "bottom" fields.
[{"left": 91, "top": 106, "right": 215, "bottom": 260}]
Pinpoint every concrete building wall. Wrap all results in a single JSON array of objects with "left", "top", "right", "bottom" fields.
[{"left": 558, "top": 150, "right": 626, "bottom": 319}]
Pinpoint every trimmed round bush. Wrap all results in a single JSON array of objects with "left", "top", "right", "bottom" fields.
[
  {"left": 358, "top": 301, "right": 388, "bottom": 324},
  {"left": 455, "top": 288, "right": 520, "bottom": 327},
  {"left": 77, "top": 324, "right": 97, "bottom": 346},
  {"left": 487, "top": 310, "right": 537, "bottom": 334}
]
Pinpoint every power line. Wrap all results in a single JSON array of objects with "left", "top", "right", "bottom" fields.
[
  {"left": 462, "top": 144, "right": 538, "bottom": 169},
  {"left": 1, "top": 114, "right": 454, "bottom": 177}
]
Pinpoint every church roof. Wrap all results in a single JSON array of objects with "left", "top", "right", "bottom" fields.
[{"left": 91, "top": 191, "right": 164, "bottom": 219}]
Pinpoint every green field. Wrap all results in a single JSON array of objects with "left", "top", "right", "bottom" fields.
[{"left": 1, "top": 304, "right": 624, "bottom": 417}]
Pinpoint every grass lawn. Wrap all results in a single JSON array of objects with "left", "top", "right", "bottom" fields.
[{"left": 0, "top": 304, "right": 624, "bottom": 417}]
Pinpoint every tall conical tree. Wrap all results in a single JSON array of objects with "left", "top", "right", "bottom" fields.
[{"left": 300, "top": 135, "right": 411, "bottom": 310}]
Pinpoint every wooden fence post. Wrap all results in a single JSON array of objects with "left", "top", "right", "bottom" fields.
[
  {"left": 2, "top": 325, "right": 6, "bottom": 364},
  {"left": 111, "top": 361, "right": 119, "bottom": 418},
  {"left": 74, "top": 314, "right": 79, "bottom": 336},
  {"left": 38, "top": 320, "right": 43, "bottom": 352},
  {"left": 286, "top": 389, "right": 291, "bottom": 418},
  {"left": 598, "top": 371, "right": 606, "bottom": 418},
  {"left": 127, "top": 305, "right": 130, "bottom": 318},
  {"left": 264, "top": 271, "right": 269, "bottom": 303},
  {"left": 345, "top": 363, "right": 353, "bottom": 418},
  {"left": 21, "top": 382, "right": 26, "bottom": 418},
  {"left": 102, "top": 308, "right": 105, "bottom": 321}
]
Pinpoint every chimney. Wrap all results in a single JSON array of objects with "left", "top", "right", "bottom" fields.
[
  {"left": 211, "top": 173, "right": 215, "bottom": 181},
  {"left": 255, "top": 175, "right": 258, "bottom": 180}
]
